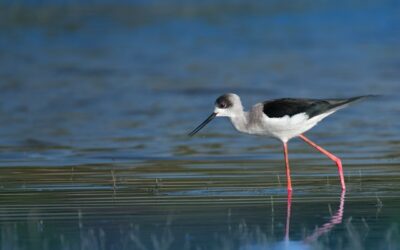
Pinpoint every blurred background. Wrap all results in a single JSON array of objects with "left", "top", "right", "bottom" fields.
[
  {"left": 0, "top": 0, "right": 399, "bottom": 162},
  {"left": 0, "top": 1, "right": 399, "bottom": 249}
]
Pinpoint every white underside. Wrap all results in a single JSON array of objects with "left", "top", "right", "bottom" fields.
[
  {"left": 232, "top": 110, "right": 338, "bottom": 143},
  {"left": 256, "top": 112, "right": 334, "bottom": 142}
]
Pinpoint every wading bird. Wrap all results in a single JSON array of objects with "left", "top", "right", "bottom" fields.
[{"left": 189, "top": 93, "right": 373, "bottom": 192}]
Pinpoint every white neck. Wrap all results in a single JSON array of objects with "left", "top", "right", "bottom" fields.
[{"left": 229, "top": 110, "right": 250, "bottom": 133}]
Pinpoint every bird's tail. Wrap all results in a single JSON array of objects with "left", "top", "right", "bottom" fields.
[{"left": 328, "top": 95, "right": 379, "bottom": 111}]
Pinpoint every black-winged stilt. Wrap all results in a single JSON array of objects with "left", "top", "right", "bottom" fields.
[{"left": 189, "top": 93, "right": 374, "bottom": 192}]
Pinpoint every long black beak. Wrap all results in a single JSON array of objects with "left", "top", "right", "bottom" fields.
[{"left": 188, "top": 112, "right": 217, "bottom": 136}]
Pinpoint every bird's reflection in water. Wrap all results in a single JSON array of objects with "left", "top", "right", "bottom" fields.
[
  {"left": 244, "top": 190, "right": 346, "bottom": 250},
  {"left": 303, "top": 191, "right": 346, "bottom": 243}
]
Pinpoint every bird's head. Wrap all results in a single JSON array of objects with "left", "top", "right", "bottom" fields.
[
  {"left": 213, "top": 93, "right": 243, "bottom": 117},
  {"left": 189, "top": 93, "right": 243, "bottom": 136}
]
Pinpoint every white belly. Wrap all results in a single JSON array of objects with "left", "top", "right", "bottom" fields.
[{"left": 247, "top": 112, "right": 335, "bottom": 142}]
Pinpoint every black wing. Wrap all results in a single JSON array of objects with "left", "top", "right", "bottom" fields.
[{"left": 262, "top": 96, "right": 369, "bottom": 118}]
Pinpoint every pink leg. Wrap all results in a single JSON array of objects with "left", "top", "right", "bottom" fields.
[
  {"left": 299, "top": 134, "right": 346, "bottom": 190},
  {"left": 283, "top": 142, "right": 293, "bottom": 192}
]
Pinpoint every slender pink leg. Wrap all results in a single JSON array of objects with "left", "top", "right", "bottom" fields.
[
  {"left": 283, "top": 142, "right": 293, "bottom": 192},
  {"left": 299, "top": 134, "right": 346, "bottom": 190}
]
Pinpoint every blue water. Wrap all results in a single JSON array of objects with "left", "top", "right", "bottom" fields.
[{"left": 0, "top": 1, "right": 400, "bottom": 249}]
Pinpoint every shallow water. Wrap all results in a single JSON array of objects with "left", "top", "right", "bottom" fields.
[{"left": 0, "top": 1, "right": 400, "bottom": 249}]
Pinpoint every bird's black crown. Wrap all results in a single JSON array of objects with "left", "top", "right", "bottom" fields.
[{"left": 215, "top": 94, "right": 233, "bottom": 109}]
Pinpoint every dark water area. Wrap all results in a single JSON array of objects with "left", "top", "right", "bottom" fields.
[{"left": 0, "top": 1, "right": 400, "bottom": 249}]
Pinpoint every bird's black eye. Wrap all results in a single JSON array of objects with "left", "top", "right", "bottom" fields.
[
  {"left": 218, "top": 102, "right": 227, "bottom": 109},
  {"left": 215, "top": 94, "right": 233, "bottom": 109}
]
